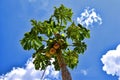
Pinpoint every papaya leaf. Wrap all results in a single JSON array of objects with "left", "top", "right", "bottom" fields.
[{"left": 63, "top": 50, "right": 79, "bottom": 69}]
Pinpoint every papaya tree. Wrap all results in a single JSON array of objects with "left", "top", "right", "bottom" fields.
[{"left": 20, "top": 4, "right": 90, "bottom": 80}]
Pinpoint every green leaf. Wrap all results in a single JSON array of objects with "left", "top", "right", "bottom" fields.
[
  {"left": 63, "top": 50, "right": 79, "bottom": 69},
  {"left": 66, "top": 22, "right": 84, "bottom": 41},
  {"left": 54, "top": 4, "right": 73, "bottom": 26},
  {"left": 73, "top": 42, "right": 87, "bottom": 54},
  {"left": 78, "top": 24, "right": 90, "bottom": 38},
  {"left": 30, "top": 19, "right": 37, "bottom": 27},
  {"left": 33, "top": 52, "right": 50, "bottom": 70},
  {"left": 53, "top": 57, "right": 60, "bottom": 70}
]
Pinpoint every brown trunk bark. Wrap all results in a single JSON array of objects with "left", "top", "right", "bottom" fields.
[{"left": 57, "top": 50, "right": 72, "bottom": 80}]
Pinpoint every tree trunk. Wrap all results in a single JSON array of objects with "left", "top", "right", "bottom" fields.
[{"left": 57, "top": 50, "right": 72, "bottom": 80}]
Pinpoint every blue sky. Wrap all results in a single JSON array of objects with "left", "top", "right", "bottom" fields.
[{"left": 0, "top": 0, "right": 120, "bottom": 80}]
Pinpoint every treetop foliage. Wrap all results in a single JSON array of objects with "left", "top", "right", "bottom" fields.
[{"left": 20, "top": 4, "right": 90, "bottom": 70}]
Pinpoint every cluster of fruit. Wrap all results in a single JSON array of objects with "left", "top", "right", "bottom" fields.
[
  {"left": 45, "top": 38, "right": 67, "bottom": 58},
  {"left": 45, "top": 41, "right": 60, "bottom": 57}
]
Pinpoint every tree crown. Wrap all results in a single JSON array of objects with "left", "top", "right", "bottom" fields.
[{"left": 20, "top": 4, "right": 90, "bottom": 70}]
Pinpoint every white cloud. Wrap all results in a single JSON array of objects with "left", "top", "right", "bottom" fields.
[
  {"left": 101, "top": 44, "right": 120, "bottom": 80},
  {"left": 0, "top": 58, "right": 60, "bottom": 80},
  {"left": 80, "top": 69, "right": 87, "bottom": 76},
  {"left": 77, "top": 7, "right": 102, "bottom": 28}
]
